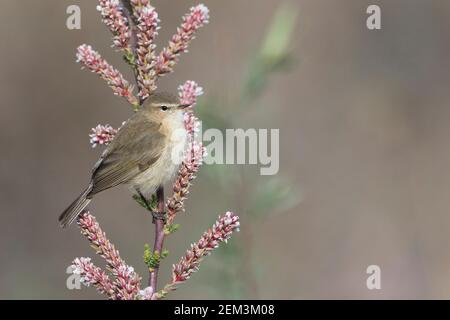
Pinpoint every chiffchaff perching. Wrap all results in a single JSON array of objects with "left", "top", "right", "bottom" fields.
[{"left": 59, "top": 92, "right": 190, "bottom": 228}]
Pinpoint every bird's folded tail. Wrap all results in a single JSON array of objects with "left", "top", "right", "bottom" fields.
[{"left": 59, "top": 184, "right": 93, "bottom": 228}]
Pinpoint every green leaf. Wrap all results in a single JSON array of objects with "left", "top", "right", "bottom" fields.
[
  {"left": 143, "top": 244, "right": 154, "bottom": 269},
  {"left": 161, "top": 249, "right": 169, "bottom": 259},
  {"left": 150, "top": 193, "right": 158, "bottom": 210},
  {"left": 164, "top": 223, "right": 181, "bottom": 235},
  {"left": 132, "top": 193, "right": 157, "bottom": 211},
  {"left": 133, "top": 194, "right": 150, "bottom": 211},
  {"left": 143, "top": 244, "right": 170, "bottom": 271},
  {"left": 123, "top": 51, "right": 136, "bottom": 66}
]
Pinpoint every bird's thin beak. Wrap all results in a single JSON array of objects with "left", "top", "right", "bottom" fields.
[{"left": 177, "top": 104, "right": 191, "bottom": 110}]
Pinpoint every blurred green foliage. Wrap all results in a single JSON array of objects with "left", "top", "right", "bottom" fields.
[
  {"left": 244, "top": 3, "right": 298, "bottom": 101},
  {"left": 196, "top": 2, "right": 300, "bottom": 299}
]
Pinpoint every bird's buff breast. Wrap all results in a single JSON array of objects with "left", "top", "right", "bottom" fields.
[{"left": 131, "top": 115, "right": 187, "bottom": 195}]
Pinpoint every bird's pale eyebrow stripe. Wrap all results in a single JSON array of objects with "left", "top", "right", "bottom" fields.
[
  {"left": 152, "top": 103, "right": 179, "bottom": 108},
  {"left": 165, "top": 103, "right": 181, "bottom": 108}
]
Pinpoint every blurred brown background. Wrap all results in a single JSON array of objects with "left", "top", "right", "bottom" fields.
[{"left": 1, "top": 0, "right": 450, "bottom": 299}]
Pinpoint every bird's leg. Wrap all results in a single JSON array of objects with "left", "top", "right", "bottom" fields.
[
  {"left": 136, "top": 187, "right": 166, "bottom": 223},
  {"left": 152, "top": 186, "right": 166, "bottom": 224}
]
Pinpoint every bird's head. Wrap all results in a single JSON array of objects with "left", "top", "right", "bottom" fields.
[{"left": 142, "top": 92, "right": 191, "bottom": 120}]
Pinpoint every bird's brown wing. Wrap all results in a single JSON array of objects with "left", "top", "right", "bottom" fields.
[{"left": 90, "top": 115, "right": 165, "bottom": 195}]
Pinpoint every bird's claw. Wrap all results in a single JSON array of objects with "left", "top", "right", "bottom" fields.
[{"left": 152, "top": 211, "right": 166, "bottom": 223}]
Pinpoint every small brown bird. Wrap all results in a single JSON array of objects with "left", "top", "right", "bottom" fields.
[{"left": 59, "top": 92, "right": 190, "bottom": 228}]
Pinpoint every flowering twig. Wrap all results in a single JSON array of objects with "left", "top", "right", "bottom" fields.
[
  {"left": 180, "top": 80, "right": 203, "bottom": 137},
  {"left": 155, "top": 5, "right": 210, "bottom": 77},
  {"left": 69, "top": 209, "right": 239, "bottom": 299},
  {"left": 166, "top": 142, "right": 205, "bottom": 228},
  {"left": 79, "top": 2, "right": 209, "bottom": 107},
  {"left": 159, "top": 212, "right": 240, "bottom": 298},
  {"left": 89, "top": 124, "right": 118, "bottom": 148},
  {"left": 71, "top": 257, "right": 118, "bottom": 299},
  {"left": 179, "top": 80, "right": 204, "bottom": 106},
  {"left": 77, "top": 212, "right": 141, "bottom": 300},
  {"left": 76, "top": 44, "right": 140, "bottom": 107},
  {"left": 97, "top": 0, "right": 132, "bottom": 52},
  {"left": 69, "top": 1, "right": 239, "bottom": 300},
  {"left": 130, "top": 0, "right": 160, "bottom": 99}
]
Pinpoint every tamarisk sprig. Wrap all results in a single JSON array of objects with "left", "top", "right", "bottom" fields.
[
  {"left": 77, "top": 1, "right": 209, "bottom": 106},
  {"left": 159, "top": 212, "right": 240, "bottom": 298},
  {"left": 69, "top": 1, "right": 239, "bottom": 300}
]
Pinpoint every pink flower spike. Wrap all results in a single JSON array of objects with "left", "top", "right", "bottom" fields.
[
  {"left": 155, "top": 4, "right": 210, "bottom": 77},
  {"left": 77, "top": 212, "right": 142, "bottom": 299},
  {"left": 97, "top": 0, "right": 132, "bottom": 50},
  {"left": 183, "top": 112, "right": 200, "bottom": 136},
  {"left": 71, "top": 257, "right": 119, "bottom": 299},
  {"left": 89, "top": 124, "right": 118, "bottom": 148},
  {"left": 179, "top": 80, "right": 204, "bottom": 107},
  {"left": 160, "top": 212, "right": 240, "bottom": 296},
  {"left": 130, "top": 0, "right": 160, "bottom": 98},
  {"left": 76, "top": 44, "right": 139, "bottom": 106},
  {"left": 178, "top": 81, "right": 203, "bottom": 137},
  {"left": 166, "top": 141, "right": 206, "bottom": 226}
]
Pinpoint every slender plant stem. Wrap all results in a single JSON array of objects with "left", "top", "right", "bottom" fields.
[
  {"left": 119, "top": 0, "right": 145, "bottom": 105},
  {"left": 149, "top": 186, "right": 166, "bottom": 289},
  {"left": 120, "top": 0, "right": 138, "bottom": 51}
]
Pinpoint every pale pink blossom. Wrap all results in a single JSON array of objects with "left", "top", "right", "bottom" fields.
[
  {"left": 160, "top": 212, "right": 240, "bottom": 296},
  {"left": 76, "top": 44, "right": 139, "bottom": 106},
  {"left": 137, "top": 286, "right": 157, "bottom": 300},
  {"left": 179, "top": 80, "right": 204, "bottom": 106},
  {"left": 165, "top": 81, "right": 205, "bottom": 225},
  {"left": 71, "top": 257, "right": 118, "bottom": 299},
  {"left": 89, "top": 124, "right": 118, "bottom": 148},
  {"left": 166, "top": 141, "right": 206, "bottom": 226},
  {"left": 97, "top": 0, "right": 132, "bottom": 50},
  {"left": 72, "top": 2, "right": 240, "bottom": 301},
  {"left": 179, "top": 81, "right": 203, "bottom": 136},
  {"left": 77, "top": 212, "right": 141, "bottom": 299},
  {"left": 131, "top": 0, "right": 160, "bottom": 98},
  {"left": 183, "top": 112, "right": 201, "bottom": 136},
  {"left": 155, "top": 4, "right": 210, "bottom": 76}
]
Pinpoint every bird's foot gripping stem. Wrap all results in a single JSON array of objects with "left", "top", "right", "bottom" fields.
[{"left": 151, "top": 211, "right": 167, "bottom": 224}]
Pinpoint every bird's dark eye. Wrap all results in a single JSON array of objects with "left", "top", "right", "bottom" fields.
[{"left": 160, "top": 105, "right": 169, "bottom": 111}]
